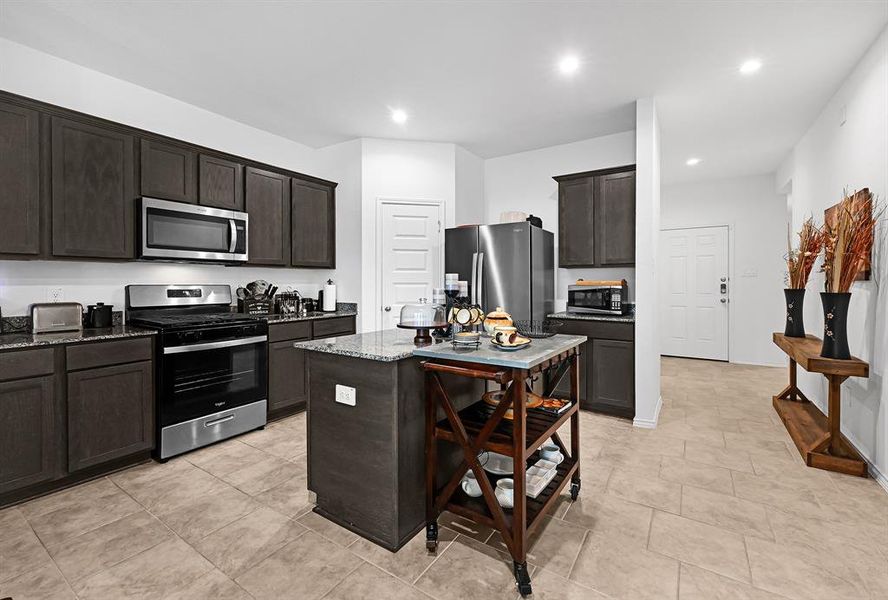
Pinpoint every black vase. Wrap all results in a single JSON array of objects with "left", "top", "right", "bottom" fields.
[
  {"left": 783, "top": 289, "right": 806, "bottom": 337},
  {"left": 820, "top": 292, "right": 852, "bottom": 359}
]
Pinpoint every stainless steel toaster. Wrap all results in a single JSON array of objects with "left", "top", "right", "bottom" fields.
[{"left": 30, "top": 302, "right": 83, "bottom": 333}]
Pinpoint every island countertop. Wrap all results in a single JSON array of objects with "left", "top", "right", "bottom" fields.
[{"left": 293, "top": 328, "right": 418, "bottom": 361}]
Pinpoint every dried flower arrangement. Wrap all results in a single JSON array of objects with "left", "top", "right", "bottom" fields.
[
  {"left": 821, "top": 188, "right": 881, "bottom": 293},
  {"left": 786, "top": 217, "right": 824, "bottom": 289}
]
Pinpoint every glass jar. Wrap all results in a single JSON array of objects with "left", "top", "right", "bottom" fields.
[{"left": 399, "top": 298, "right": 447, "bottom": 327}]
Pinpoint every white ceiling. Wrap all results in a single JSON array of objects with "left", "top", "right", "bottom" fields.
[{"left": 1, "top": 1, "right": 885, "bottom": 184}]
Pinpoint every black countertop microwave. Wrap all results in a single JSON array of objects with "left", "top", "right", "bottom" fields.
[{"left": 566, "top": 281, "right": 629, "bottom": 315}]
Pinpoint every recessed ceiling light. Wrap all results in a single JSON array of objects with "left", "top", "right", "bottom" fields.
[
  {"left": 391, "top": 109, "right": 408, "bottom": 124},
  {"left": 686, "top": 158, "right": 702, "bottom": 166},
  {"left": 559, "top": 55, "right": 580, "bottom": 75},
  {"left": 739, "top": 59, "right": 762, "bottom": 74}
]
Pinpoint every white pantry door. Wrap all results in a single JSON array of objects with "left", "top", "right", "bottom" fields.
[
  {"left": 659, "top": 226, "right": 729, "bottom": 361},
  {"left": 378, "top": 200, "right": 444, "bottom": 329}
]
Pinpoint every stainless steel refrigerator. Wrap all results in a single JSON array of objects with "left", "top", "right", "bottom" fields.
[{"left": 445, "top": 222, "right": 554, "bottom": 322}]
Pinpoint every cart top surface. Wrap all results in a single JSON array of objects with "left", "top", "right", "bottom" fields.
[{"left": 413, "top": 334, "right": 587, "bottom": 369}]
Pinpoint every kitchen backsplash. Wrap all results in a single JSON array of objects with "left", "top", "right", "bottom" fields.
[{"left": 0, "top": 260, "right": 338, "bottom": 317}]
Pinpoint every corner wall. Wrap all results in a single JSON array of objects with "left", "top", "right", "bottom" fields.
[
  {"left": 634, "top": 98, "right": 662, "bottom": 427},
  {"left": 776, "top": 25, "right": 888, "bottom": 483},
  {"left": 661, "top": 174, "right": 787, "bottom": 366}
]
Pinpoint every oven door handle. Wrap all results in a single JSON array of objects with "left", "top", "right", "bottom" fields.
[
  {"left": 229, "top": 219, "right": 238, "bottom": 253},
  {"left": 163, "top": 335, "right": 268, "bottom": 354}
]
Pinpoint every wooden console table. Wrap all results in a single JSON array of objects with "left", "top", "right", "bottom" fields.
[{"left": 772, "top": 333, "right": 869, "bottom": 477}]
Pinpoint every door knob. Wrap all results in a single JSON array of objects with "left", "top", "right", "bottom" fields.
[
  {"left": 720, "top": 298, "right": 727, "bottom": 303},
  {"left": 384, "top": 306, "right": 392, "bottom": 312}
]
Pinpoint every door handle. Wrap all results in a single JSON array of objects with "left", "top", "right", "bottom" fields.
[
  {"left": 477, "top": 252, "right": 484, "bottom": 308},
  {"left": 205, "top": 414, "right": 235, "bottom": 427},
  {"left": 384, "top": 306, "right": 392, "bottom": 312},
  {"left": 228, "top": 219, "right": 237, "bottom": 253},
  {"left": 470, "top": 252, "right": 478, "bottom": 304},
  {"left": 720, "top": 298, "right": 727, "bottom": 303}
]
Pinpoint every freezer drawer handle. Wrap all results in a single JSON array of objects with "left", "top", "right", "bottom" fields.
[{"left": 205, "top": 414, "right": 235, "bottom": 427}]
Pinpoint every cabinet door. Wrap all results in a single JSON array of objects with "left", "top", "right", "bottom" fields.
[
  {"left": 291, "top": 178, "right": 335, "bottom": 268},
  {"left": 51, "top": 117, "right": 135, "bottom": 258},
  {"left": 0, "top": 376, "right": 59, "bottom": 495},
  {"left": 199, "top": 154, "right": 244, "bottom": 210},
  {"left": 268, "top": 341, "right": 307, "bottom": 413},
  {"left": 558, "top": 177, "right": 595, "bottom": 267},
  {"left": 246, "top": 167, "right": 291, "bottom": 265},
  {"left": 0, "top": 101, "right": 41, "bottom": 256},
  {"left": 67, "top": 361, "right": 153, "bottom": 472},
  {"left": 588, "top": 339, "right": 635, "bottom": 418},
  {"left": 596, "top": 171, "right": 635, "bottom": 265},
  {"left": 140, "top": 138, "right": 197, "bottom": 203}
]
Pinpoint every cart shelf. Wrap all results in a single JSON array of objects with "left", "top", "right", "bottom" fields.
[{"left": 435, "top": 399, "right": 579, "bottom": 456}]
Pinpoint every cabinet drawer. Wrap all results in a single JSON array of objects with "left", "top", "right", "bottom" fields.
[
  {"left": 0, "top": 348, "right": 55, "bottom": 381},
  {"left": 268, "top": 321, "right": 312, "bottom": 343},
  {"left": 312, "top": 317, "right": 355, "bottom": 339},
  {"left": 67, "top": 337, "right": 153, "bottom": 371},
  {"left": 551, "top": 319, "right": 634, "bottom": 342}
]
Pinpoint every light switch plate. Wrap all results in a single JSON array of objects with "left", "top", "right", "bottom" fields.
[{"left": 335, "top": 384, "right": 356, "bottom": 406}]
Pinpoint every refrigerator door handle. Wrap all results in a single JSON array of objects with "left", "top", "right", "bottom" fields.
[
  {"left": 477, "top": 252, "right": 484, "bottom": 309},
  {"left": 470, "top": 252, "right": 478, "bottom": 304}
]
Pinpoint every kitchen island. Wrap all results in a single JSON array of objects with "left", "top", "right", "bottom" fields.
[{"left": 295, "top": 330, "right": 586, "bottom": 557}]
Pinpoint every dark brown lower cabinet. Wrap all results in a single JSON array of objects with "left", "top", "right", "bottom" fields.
[
  {"left": 0, "top": 376, "right": 60, "bottom": 495},
  {"left": 269, "top": 342, "right": 308, "bottom": 413},
  {"left": 67, "top": 361, "right": 153, "bottom": 472},
  {"left": 548, "top": 318, "right": 635, "bottom": 418}
]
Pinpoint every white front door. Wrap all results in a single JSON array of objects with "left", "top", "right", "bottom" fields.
[
  {"left": 378, "top": 201, "right": 444, "bottom": 329},
  {"left": 659, "top": 226, "right": 729, "bottom": 361}
]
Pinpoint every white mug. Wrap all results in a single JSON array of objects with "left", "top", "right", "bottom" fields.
[
  {"left": 495, "top": 478, "right": 514, "bottom": 508},
  {"left": 461, "top": 471, "right": 482, "bottom": 497},
  {"left": 539, "top": 444, "right": 563, "bottom": 464}
]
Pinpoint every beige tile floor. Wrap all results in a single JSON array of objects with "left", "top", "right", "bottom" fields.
[{"left": 2, "top": 356, "right": 887, "bottom": 599}]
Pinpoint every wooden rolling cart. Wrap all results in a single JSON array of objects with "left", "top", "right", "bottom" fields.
[
  {"left": 420, "top": 342, "right": 582, "bottom": 597},
  {"left": 772, "top": 333, "right": 870, "bottom": 477}
]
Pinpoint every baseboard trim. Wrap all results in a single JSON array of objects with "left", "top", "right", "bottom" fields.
[
  {"left": 870, "top": 463, "right": 888, "bottom": 494},
  {"left": 633, "top": 395, "right": 662, "bottom": 429}
]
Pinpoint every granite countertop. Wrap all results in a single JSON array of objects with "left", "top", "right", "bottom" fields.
[
  {"left": 0, "top": 324, "right": 156, "bottom": 351},
  {"left": 548, "top": 311, "right": 635, "bottom": 324},
  {"left": 264, "top": 308, "right": 357, "bottom": 324},
  {"left": 413, "top": 333, "right": 587, "bottom": 369},
  {"left": 294, "top": 329, "right": 418, "bottom": 362}
]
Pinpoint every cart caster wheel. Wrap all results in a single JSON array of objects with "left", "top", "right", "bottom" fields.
[
  {"left": 513, "top": 561, "right": 532, "bottom": 597},
  {"left": 570, "top": 480, "right": 581, "bottom": 501},
  {"left": 425, "top": 522, "right": 438, "bottom": 553}
]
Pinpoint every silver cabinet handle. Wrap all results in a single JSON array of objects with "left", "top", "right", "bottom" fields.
[
  {"left": 164, "top": 335, "right": 268, "bottom": 354},
  {"left": 229, "top": 219, "right": 237, "bottom": 253}
]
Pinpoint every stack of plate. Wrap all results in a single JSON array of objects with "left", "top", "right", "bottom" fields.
[{"left": 452, "top": 330, "right": 481, "bottom": 348}]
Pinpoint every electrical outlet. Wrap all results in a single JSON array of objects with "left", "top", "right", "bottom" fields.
[
  {"left": 47, "top": 287, "right": 64, "bottom": 303},
  {"left": 335, "top": 384, "right": 356, "bottom": 407}
]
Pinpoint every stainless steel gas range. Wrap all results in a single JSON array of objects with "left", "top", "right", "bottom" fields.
[{"left": 126, "top": 284, "right": 268, "bottom": 461}]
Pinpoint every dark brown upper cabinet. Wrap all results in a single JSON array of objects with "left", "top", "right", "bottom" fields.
[
  {"left": 596, "top": 171, "right": 636, "bottom": 266},
  {"left": 0, "top": 101, "right": 41, "bottom": 257},
  {"left": 199, "top": 153, "right": 244, "bottom": 210},
  {"left": 245, "top": 167, "right": 291, "bottom": 266},
  {"left": 291, "top": 177, "right": 336, "bottom": 268},
  {"left": 51, "top": 116, "right": 135, "bottom": 259},
  {"left": 555, "top": 165, "right": 636, "bottom": 268},
  {"left": 140, "top": 138, "right": 197, "bottom": 203}
]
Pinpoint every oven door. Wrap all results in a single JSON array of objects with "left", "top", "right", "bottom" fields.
[
  {"left": 140, "top": 197, "right": 248, "bottom": 262},
  {"left": 567, "top": 287, "right": 615, "bottom": 314},
  {"left": 159, "top": 335, "right": 268, "bottom": 426}
]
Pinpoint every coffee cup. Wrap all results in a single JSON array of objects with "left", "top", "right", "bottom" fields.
[
  {"left": 539, "top": 444, "right": 563, "bottom": 464},
  {"left": 495, "top": 478, "right": 514, "bottom": 508},
  {"left": 494, "top": 326, "right": 518, "bottom": 344},
  {"left": 461, "top": 471, "right": 482, "bottom": 497}
]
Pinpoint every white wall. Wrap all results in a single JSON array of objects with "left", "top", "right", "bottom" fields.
[
  {"left": 776, "top": 26, "right": 888, "bottom": 483},
  {"left": 359, "top": 139, "right": 458, "bottom": 331},
  {"left": 0, "top": 38, "right": 351, "bottom": 316},
  {"left": 483, "top": 131, "right": 637, "bottom": 306},
  {"left": 634, "top": 98, "right": 662, "bottom": 428},
  {"left": 455, "top": 146, "right": 485, "bottom": 226},
  {"left": 661, "top": 174, "right": 786, "bottom": 366}
]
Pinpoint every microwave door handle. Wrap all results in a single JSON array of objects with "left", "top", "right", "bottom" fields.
[
  {"left": 229, "top": 219, "right": 237, "bottom": 253},
  {"left": 470, "top": 252, "right": 478, "bottom": 304}
]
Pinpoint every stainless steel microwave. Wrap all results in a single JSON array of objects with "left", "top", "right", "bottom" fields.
[
  {"left": 567, "top": 281, "right": 628, "bottom": 315},
  {"left": 139, "top": 197, "right": 248, "bottom": 263}
]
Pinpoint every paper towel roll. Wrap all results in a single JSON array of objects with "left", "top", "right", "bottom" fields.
[{"left": 323, "top": 279, "right": 337, "bottom": 311}]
